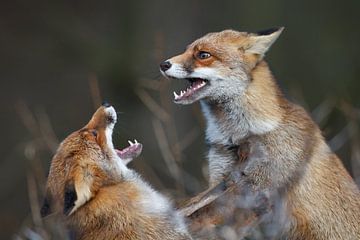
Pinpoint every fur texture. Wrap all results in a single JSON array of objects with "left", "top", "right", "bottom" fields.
[
  {"left": 41, "top": 105, "right": 191, "bottom": 240},
  {"left": 161, "top": 28, "right": 360, "bottom": 239}
]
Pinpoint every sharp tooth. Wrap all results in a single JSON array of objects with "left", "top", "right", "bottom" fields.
[
  {"left": 128, "top": 140, "right": 134, "bottom": 146},
  {"left": 181, "top": 91, "right": 185, "bottom": 95},
  {"left": 173, "top": 91, "right": 179, "bottom": 98},
  {"left": 134, "top": 139, "right": 138, "bottom": 144}
]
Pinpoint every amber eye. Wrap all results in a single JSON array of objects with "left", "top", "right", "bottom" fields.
[
  {"left": 197, "top": 51, "right": 211, "bottom": 60},
  {"left": 90, "top": 130, "right": 98, "bottom": 137},
  {"left": 106, "top": 115, "right": 115, "bottom": 124}
]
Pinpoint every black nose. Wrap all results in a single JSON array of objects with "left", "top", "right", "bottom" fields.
[
  {"left": 160, "top": 61, "right": 172, "bottom": 72},
  {"left": 102, "top": 101, "right": 111, "bottom": 108}
]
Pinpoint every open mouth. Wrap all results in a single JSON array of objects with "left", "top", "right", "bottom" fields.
[
  {"left": 115, "top": 139, "right": 142, "bottom": 160},
  {"left": 173, "top": 78, "right": 208, "bottom": 101}
]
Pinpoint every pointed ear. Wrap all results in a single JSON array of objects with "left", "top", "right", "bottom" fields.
[
  {"left": 245, "top": 27, "right": 284, "bottom": 57},
  {"left": 63, "top": 168, "right": 94, "bottom": 216},
  {"left": 63, "top": 181, "right": 78, "bottom": 216}
]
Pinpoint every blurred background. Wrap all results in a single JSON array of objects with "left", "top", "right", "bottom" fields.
[{"left": 1, "top": 0, "right": 359, "bottom": 238}]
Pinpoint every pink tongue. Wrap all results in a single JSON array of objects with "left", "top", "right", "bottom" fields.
[
  {"left": 115, "top": 143, "right": 143, "bottom": 159},
  {"left": 115, "top": 148, "right": 129, "bottom": 158},
  {"left": 193, "top": 79, "right": 203, "bottom": 87},
  {"left": 183, "top": 80, "right": 204, "bottom": 97},
  {"left": 115, "top": 149, "right": 123, "bottom": 156}
]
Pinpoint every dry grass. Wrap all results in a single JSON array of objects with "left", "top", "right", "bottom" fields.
[{"left": 14, "top": 66, "right": 360, "bottom": 239}]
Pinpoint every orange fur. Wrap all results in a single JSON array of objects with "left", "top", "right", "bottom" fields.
[
  {"left": 162, "top": 28, "right": 360, "bottom": 239},
  {"left": 41, "top": 105, "right": 191, "bottom": 240}
]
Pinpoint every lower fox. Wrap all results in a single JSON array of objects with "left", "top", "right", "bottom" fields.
[{"left": 41, "top": 104, "right": 191, "bottom": 240}]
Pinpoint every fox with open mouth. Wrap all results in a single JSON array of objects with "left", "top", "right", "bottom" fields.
[
  {"left": 160, "top": 28, "right": 360, "bottom": 239},
  {"left": 40, "top": 103, "right": 191, "bottom": 240}
]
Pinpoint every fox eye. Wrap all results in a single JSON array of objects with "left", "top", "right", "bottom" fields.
[
  {"left": 90, "top": 130, "right": 97, "bottom": 137},
  {"left": 106, "top": 115, "right": 115, "bottom": 124},
  {"left": 197, "top": 51, "right": 211, "bottom": 60}
]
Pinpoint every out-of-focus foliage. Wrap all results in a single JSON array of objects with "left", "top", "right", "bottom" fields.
[{"left": 0, "top": 0, "right": 359, "bottom": 239}]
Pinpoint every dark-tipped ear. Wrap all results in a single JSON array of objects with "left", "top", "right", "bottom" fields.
[
  {"left": 40, "top": 190, "right": 52, "bottom": 218},
  {"left": 63, "top": 170, "right": 94, "bottom": 216},
  {"left": 256, "top": 27, "right": 283, "bottom": 36},
  {"left": 63, "top": 181, "right": 77, "bottom": 216},
  {"left": 245, "top": 27, "right": 284, "bottom": 57}
]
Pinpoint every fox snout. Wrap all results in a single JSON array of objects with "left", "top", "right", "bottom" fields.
[
  {"left": 41, "top": 103, "right": 143, "bottom": 218},
  {"left": 160, "top": 28, "right": 284, "bottom": 105},
  {"left": 86, "top": 102, "right": 117, "bottom": 130},
  {"left": 160, "top": 61, "right": 172, "bottom": 72}
]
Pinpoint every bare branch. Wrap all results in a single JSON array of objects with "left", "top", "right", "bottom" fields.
[
  {"left": 89, "top": 73, "right": 102, "bottom": 109},
  {"left": 136, "top": 88, "right": 171, "bottom": 122},
  {"left": 152, "top": 118, "right": 182, "bottom": 184}
]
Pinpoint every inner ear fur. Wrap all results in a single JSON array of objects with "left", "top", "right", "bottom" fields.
[
  {"left": 245, "top": 27, "right": 284, "bottom": 57},
  {"left": 63, "top": 180, "right": 78, "bottom": 216},
  {"left": 63, "top": 166, "right": 95, "bottom": 216}
]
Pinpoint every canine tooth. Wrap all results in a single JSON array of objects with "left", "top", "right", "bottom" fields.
[
  {"left": 134, "top": 139, "right": 138, "bottom": 144},
  {"left": 128, "top": 140, "right": 134, "bottom": 146},
  {"left": 173, "top": 91, "right": 179, "bottom": 98}
]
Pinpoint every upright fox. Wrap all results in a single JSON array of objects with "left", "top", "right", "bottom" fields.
[
  {"left": 160, "top": 28, "right": 360, "bottom": 239},
  {"left": 41, "top": 104, "right": 191, "bottom": 240}
]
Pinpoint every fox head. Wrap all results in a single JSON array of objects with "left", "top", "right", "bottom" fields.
[
  {"left": 40, "top": 103, "right": 142, "bottom": 217},
  {"left": 160, "top": 27, "right": 284, "bottom": 104}
]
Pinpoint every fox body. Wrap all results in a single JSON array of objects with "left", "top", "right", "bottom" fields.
[
  {"left": 41, "top": 105, "right": 191, "bottom": 240},
  {"left": 161, "top": 28, "right": 360, "bottom": 239}
]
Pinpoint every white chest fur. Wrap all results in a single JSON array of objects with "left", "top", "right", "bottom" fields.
[{"left": 200, "top": 100, "right": 279, "bottom": 184}]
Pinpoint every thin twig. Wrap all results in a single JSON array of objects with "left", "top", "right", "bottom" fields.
[
  {"left": 27, "top": 173, "right": 49, "bottom": 240},
  {"left": 89, "top": 73, "right": 102, "bottom": 109},
  {"left": 136, "top": 88, "right": 171, "bottom": 122},
  {"left": 36, "top": 108, "right": 59, "bottom": 154},
  {"left": 16, "top": 101, "right": 40, "bottom": 137},
  {"left": 152, "top": 118, "right": 182, "bottom": 185},
  {"left": 328, "top": 124, "right": 350, "bottom": 152},
  {"left": 138, "top": 78, "right": 162, "bottom": 91},
  {"left": 311, "top": 98, "right": 335, "bottom": 125},
  {"left": 173, "top": 127, "right": 200, "bottom": 152}
]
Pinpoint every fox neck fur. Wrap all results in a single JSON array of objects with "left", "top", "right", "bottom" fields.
[
  {"left": 201, "top": 60, "right": 285, "bottom": 184},
  {"left": 200, "top": 59, "right": 360, "bottom": 239}
]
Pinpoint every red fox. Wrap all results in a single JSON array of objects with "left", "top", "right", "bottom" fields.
[
  {"left": 40, "top": 104, "right": 191, "bottom": 240},
  {"left": 160, "top": 28, "right": 360, "bottom": 239}
]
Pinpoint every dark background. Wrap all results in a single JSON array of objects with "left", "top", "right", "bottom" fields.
[{"left": 1, "top": 0, "right": 359, "bottom": 239}]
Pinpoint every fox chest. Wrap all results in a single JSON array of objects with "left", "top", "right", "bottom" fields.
[{"left": 201, "top": 102, "right": 249, "bottom": 146}]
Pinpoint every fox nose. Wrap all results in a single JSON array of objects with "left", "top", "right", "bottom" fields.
[
  {"left": 160, "top": 61, "right": 172, "bottom": 72},
  {"left": 102, "top": 101, "right": 111, "bottom": 108}
]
